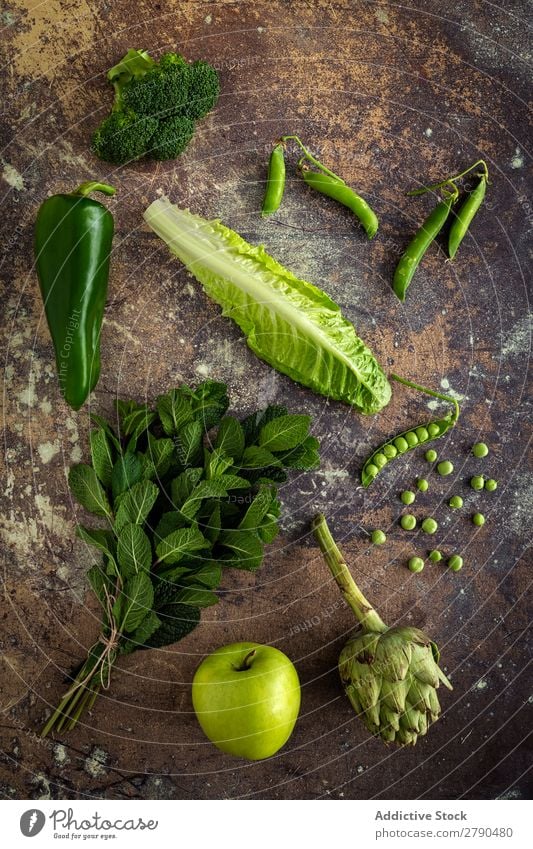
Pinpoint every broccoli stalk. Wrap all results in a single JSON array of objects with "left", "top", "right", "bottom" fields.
[{"left": 92, "top": 49, "right": 219, "bottom": 165}]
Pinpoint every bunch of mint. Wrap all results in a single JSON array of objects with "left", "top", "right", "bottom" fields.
[{"left": 42, "top": 381, "right": 319, "bottom": 735}]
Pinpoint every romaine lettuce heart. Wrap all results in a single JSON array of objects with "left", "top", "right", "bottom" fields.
[{"left": 144, "top": 197, "right": 391, "bottom": 414}]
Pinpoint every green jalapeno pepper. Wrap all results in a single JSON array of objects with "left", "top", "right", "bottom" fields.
[{"left": 34, "top": 181, "right": 115, "bottom": 410}]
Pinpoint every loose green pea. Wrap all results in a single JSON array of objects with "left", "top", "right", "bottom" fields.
[
  {"left": 383, "top": 443, "right": 398, "bottom": 459},
  {"left": 405, "top": 431, "right": 419, "bottom": 448},
  {"left": 485, "top": 478, "right": 498, "bottom": 491},
  {"left": 371, "top": 529, "right": 387, "bottom": 545},
  {"left": 437, "top": 460, "right": 454, "bottom": 476},
  {"left": 472, "top": 442, "right": 489, "bottom": 458},
  {"left": 400, "top": 514, "right": 417, "bottom": 531},
  {"left": 448, "top": 554, "right": 463, "bottom": 572},
  {"left": 425, "top": 449, "right": 438, "bottom": 462},
  {"left": 449, "top": 495, "right": 463, "bottom": 508},
  {"left": 365, "top": 463, "right": 379, "bottom": 478},
  {"left": 415, "top": 426, "right": 429, "bottom": 442},
  {"left": 417, "top": 478, "right": 429, "bottom": 492},
  {"left": 408, "top": 556, "right": 424, "bottom": 573},
  {"left": 394, "top": 436, "right": 409, "bottom": 453},
  {"left": 421, "top": 517, "right": 438, "bottom": 534},
  {"left": 470, "top": 475, "right": 484, "bottom": 491},
  {"left": 429, "top": 549, "right": 442, "bottom": 563},
  {"left": 472, "top": 513, "right": 485, "bottom": 526},
  {"left": 373, "top": 453, "right": 388, "bottom": 469},
  {"left": 400, "top": 490, "right": 416, "bottom": 505},
  {"left": 427, "top": 423, "right": 440, "bottom": 437}
]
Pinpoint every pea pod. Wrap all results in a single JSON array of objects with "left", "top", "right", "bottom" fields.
[
  {"left": 262, "top": 143, "right": 286, "bottom": 216},
  {"left": 300, "top": 167, "right": 378, "bottom": 239},
  {"left": 360, "top": 373, "right": 460, "bottom": 487},
  {"left": 448, "top": 175, "right": 487, "bottom": 259},
  {"left": 392, "top": 191, "right": 457, "bottom": 302}
]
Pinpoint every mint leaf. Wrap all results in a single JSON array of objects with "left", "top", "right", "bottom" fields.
[
  {"left": 204, "top": 447, "right": 233, "bottom": 479},
  {"left": 143, "top": 603, "right": 200, "bottom": 648},
  {"left": 174, "top": 420, "right": 203, "bottom": 467},
  {"left": 76, "top": 526, "right": 116, "bottom": 561},
  {"left": 215, "top": 416, "right": 245, "bottom": 460},
  {"left": 69, "top": 464, "right": 112, "bottom": 518},
  {"left": 115, "top": 572, "right": 154, "bottom": 633},
  {"left": 111, "top": 453, "right": 143, "bottom": 500},
  {"left": 87, "top": 564, "right": 113, "bottom": 608},
  {"left": 90, "top": 414, "right": 121, "bottom": 451},
  {"left": 114, "top": 480, "right": 159, "bottom": 532},
  {"left": 90, "top": 428, "right": 114, "bottom": 487},
  {"left": 175, "top": 587, "right": 218, "bottom": 607},
  {"left": 241, "top": 405, "right": 288, "bottom": 445},
  {"left": 183, "top": 563, "right": 222, "bottom": 588},
  {"left": 155, "top": 526, "right": 209, "bottom": 564},
  {"left": 120, "top": 610, "right": 161, "bottom": 654},
  {"left": 185, "top": 380, "right": 229, "bottom": 429},
  {"left": 238, "top": 485, "right": 275, "bottom": 531},
  {"left": 156, "top": 390, "right": 194, "bottom": 436},
  {"left": 170, "top": 467, "right": 203, "bottom": 507},
  {"left": 259, "top": 414, "right": 311, "bottom": 451},
  {"left": 154, "top": 511, "right": 186, "bottom": 544},
  {"left": 219, "top": 529, "right": 264, "bottom": 571},
  {"left": 143, "top": 436, "right": 175, "bottom": 479},
  {"left": 117, "top": 524, "right": 152, "bottom": 576},
  {"left": 203, "top": 502, "right": 221, "bottom": 544},
  {"left": 240, "top": 445, "right": 282, "bottom": 469}
]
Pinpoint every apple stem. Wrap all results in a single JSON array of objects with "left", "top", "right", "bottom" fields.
[
  {"left": 312, "top": 514, "right": 388, "bottom": 634},
  {"left": 238, "top": 649, "right": 257, "bottom": 671}
]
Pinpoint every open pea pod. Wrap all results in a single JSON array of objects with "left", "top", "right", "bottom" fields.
[
  {"left": 361, "top": 373, "right": 461, "bottom": 487},
  {"left": 361, "top": 416, "right": 454, "bottom": 487}
]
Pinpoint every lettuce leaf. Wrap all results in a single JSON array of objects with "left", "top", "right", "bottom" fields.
[{"left": 144, "top": 197, "right": 391, "bottom": 414}]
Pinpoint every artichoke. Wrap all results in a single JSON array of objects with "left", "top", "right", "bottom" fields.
[{"left": 312, "top": 514, "right": 452, "bottom": 746}]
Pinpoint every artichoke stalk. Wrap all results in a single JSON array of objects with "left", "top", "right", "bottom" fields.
[{"left": 312, "top": 514, "right": 453, "bottom": 746}]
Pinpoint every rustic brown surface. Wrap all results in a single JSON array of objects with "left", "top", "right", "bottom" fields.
[{"left": 1, "top": 0, "right": 531, "bottom": 800}]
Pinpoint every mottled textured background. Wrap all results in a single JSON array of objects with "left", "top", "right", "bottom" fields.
[{"left": 1, "top": 0, "right": 531, "bottom": 800}]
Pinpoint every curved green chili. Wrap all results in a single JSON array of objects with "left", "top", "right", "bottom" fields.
[
  {"left": 262, "top": 143, "right": 286, "bottom": 216},
  {"left": 360, "top": 373, "right": 461, "bottom": 487},
  {"left": 448, "top": 175, "right": 487, "bottom": 259},
  {"left": 392, "top": 187, "right": 457, "bottom": 302},
  {"left": 299, "top": 166, "right": 379, "bottom": 239}
]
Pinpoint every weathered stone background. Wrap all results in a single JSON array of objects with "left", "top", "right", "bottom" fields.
[{"left": 1, "top": 0, "right": 531, "bottom": 800}]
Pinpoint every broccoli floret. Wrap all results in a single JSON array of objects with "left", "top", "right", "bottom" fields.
[
  {"left": 92, "top": 48, "right": 219, "bottom": 165},
  {"left": 184, "top": 60, "right": 220, "bottom": 120},
  {"left": 147, "top": 116, "right": 195, "bottom": 161},
  {"left": 122, "top": 54, "right": 190, "bottom": 118},
  {"left": 92, "top": 110, "right": 158, "bottom": 164}
]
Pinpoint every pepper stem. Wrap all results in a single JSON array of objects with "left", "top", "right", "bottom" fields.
[
  {"left": 71, "top": 182, "right": 116, "bottom": 198},
  {"left": 312, "top": 514, "right": 387, "bottom": 634},
  {"left": 390, "top": 373, "right": 461, "bottom": 423}
]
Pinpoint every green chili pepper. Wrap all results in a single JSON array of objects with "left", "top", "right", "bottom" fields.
[
  {"left": 448, "top": 175, "right": 487, "bottom": 259},
  {"left": 34, "top": 181, "right": 115, "bottom": 410},
  {"left": 392, "top": 189, "right": 457, "bottom": 302},
  {"left": 299, "top": 168, "right": 379, "bottom": 238},
  {"left": 360, "top": 374, "right": 460, "bottom": 487},
  {"left": 279, "top": 134, "right": 379, "bottom": 238},
  {"left": 262, "top": 143, "right": 286, "bottom": 216}
]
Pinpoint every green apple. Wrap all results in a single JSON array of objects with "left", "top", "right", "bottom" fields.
[{"left": 192, "top": 642, "right": 301, "bottom": 760}]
